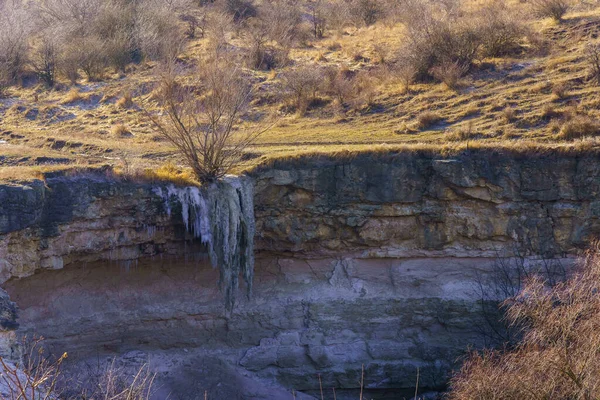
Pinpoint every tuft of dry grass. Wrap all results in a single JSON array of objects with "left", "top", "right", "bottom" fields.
[
  {"left": 111, "top": 123, "right": 132, "bottom": 138},
  {"left": 416, "top": 111, "right": 443, "bottom": 130},
  {"left": 61, "top": 88, "right": 85, "bottom": 104},
  {"left": 502, "top": 107, "right": 517, "bottom": 123},
  {"left": 116, "top": 92, "right": 134, "bottom": 109},
  {"left": 551, "top": 81, "right": 570, "bottom": 101},
  {"left": 113, "top": 160, "right": 197, "bottom": 186},
  {"left": 140, "top": 163, "right": 197, "bottom": 186}
]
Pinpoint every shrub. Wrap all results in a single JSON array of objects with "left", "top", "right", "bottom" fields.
[
  {"left": 30, "top": 36, "right": 58, "bottom": 87},
  {"left": 347, "top": 0, "right": 383, "bottom": 27},
  {"left": 352, "top": 70, "right": 379, "bottom": 109},
  {"left": 259, "top": 0, "right": 304, "bottom": 47},
  {"left": 540, "top": 103, "right": 562, "bottom": 120},
  {"left": 280, "top": 65, "right": 324, "bottom": 114},
  {"left": 401, "top": 2, "right": 481, "bottom": 81},
  {"left": 585, "top": 43, "right": 600, "bottom": 85},
  {"left": 149, "top": 60, "right": 264, "bottom": 183},
  {"left": 309, "top": 0, "right": 327, "bottom": 38},
  {"left": 324, "top": 67, "right": 356, "bottom": 106},
  {"left": 430, "top": 60, "right": 469, "bottom": 89},
  {"left": 136, "top": 3, "right": 185, "bottom": 63},
  {"left": 111, "top": 123, "right": 132, "bottom": 137},
  {"left": 221, "top": 0, "right": 257, "bottom": 22},
  {"left": 530, "top": 0, "right": 570, "bottom": 21},
  {"left": 116, "top": 92, "right": 134, "bottom": 109},
  {"left": 477, "top": 0, "right": 527, "bottom": 58},
  {"left": 181, "top": 13, "right": 206, "bottom": 39},
  {"left": 447, "top": 122, "right": 477, "bottom": 141},
  {"left": 62, "top": 35, "right": 107, "bottom": 81},
  {"left": 449, "top": 247, "right": 600, "bottom": 399},
  {"left": 502, "top": 106, "right": 517, "bottom": 123}
]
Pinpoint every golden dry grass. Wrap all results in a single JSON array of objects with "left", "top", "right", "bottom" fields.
[{"left": 1, "top": 1, "right": 600, "bottom": 183}]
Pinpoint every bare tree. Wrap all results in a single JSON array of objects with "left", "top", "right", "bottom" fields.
[
  {"left": 149, "top": 61, "right": 265, "bottom": 183},
  {"left": 0, "top": 3, "right": 30, "bottom": 93}
]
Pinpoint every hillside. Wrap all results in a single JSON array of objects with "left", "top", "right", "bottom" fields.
[{"left": 1, "top": 0, "right": 600, "bottom": 182}]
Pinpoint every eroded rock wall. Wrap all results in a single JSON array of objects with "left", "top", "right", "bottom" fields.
[
  {"left": 1, "top": 151, "right": 600, "bottom": 397},
  {"left": 253, "top": 152, "right": 600, "bottom": 258}
]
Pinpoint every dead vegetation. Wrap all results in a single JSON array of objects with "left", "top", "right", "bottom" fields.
[{"left": 449, "top": 246, "right": 600, "bottom": 399}]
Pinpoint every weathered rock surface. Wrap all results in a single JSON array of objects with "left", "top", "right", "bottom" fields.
[
  {"left": 252, "top": 152, "right": 600, "bottom": 258},
  {"left": 1, "top": 151, "right": 599, "bottom": 397}
]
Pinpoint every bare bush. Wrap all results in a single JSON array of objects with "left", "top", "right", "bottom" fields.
[
  {"left": 417, "top": 111, "right": 443, "bottom": 130},
  {"left": 400, "top": 2, "right": 481, "bottom": 81},
  {"left": 530, "top": 0, "right": 570, "bottom": 21},
  {"left": 136, "top": 2, "right": 185, "bottom": 63},
  {"left": 324, "top": 67, "right": 355, "bottom": 106},
  {"left": 585, "top": 42, "right": 600, "bottom": 85},
  {"left": 477, "top": 0, "right": 527, "bottom": 58},
  {"left": 244, "top": 0, "right": 304, "bottom": 70},
  {"left": 394, "top": 58, "right": 417, "bottom": 93},
  {"left": 181, "top": 12, "right": 206, "bottom": 39},
  {"left": 558, "top": 115, "right": 600, "bottom": 140},
  {"left": 73, "top": 360, "right": 155, "bottom": 400},
  {"left": 430, "top": 60, "right": 469, "bottom": 89},
  {"left": 62, "top": 35, "right": 107, "bottom": 81},
  {"left": 347, "top": 0, "right": 383, "bottom": 27},
  {"left": 149, "top": 61, "right": 265, "bottom": 183},
  {"left": 0, "top": 4, "right": 31, "bottom": 92},
  {"left": 450, "top": 247, "right": 600, "bottom": 399},
  {"left": 220, "top": 0, "right": 257, "bottom": 22},
  {"left": 309, "top": 0, "right": 328, "bottom": 38},
  {"left": 30, "top": 36, "right": 58, "bottom": 87},
  {"left": 33, "top": 0, "right": 186, "bottom": 82},
  {"left": 245, "top": 17, "right": 292, "bottom": 70},
  {"left": 260, "top": 0, "right": 304, "bottom": 47},
  {"left": 205, "top": 11, "right": 233, "bottom": 58},
  {"left": 472, "top": 245, "right": 566, "bottom": 348},
  {"left": 280, "top": 65, "right": 324, "bottom": 114},
  {"left": 0, "top": 337, "right": 65, "bottom": 400}
]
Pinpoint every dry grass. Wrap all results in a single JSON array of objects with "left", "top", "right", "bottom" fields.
[
  {"left": 61, "top": 88, "right": 85, "bottom": 105},
  {"left": 0, "top": 1, "right": 600, "bottom": 182},
  {"left": 111, "top": 124, "right": 132, "bottom": 138},
  {"left": 558, "top": 115, "right": 600, "bottom": 140},
  {"left": 416, "top": 111, "right": 444, "bottom": 130},
  {"left": 116, "top": 92, "right": 134, "bottom": 109}
]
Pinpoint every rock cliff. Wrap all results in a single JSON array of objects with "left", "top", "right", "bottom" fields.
[{"left": 1, "top": 150, "right": 598, "bottom": 398}]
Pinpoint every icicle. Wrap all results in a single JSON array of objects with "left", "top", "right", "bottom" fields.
[{"left": 154, "top": 176, "right": 255, "bottom": 311}]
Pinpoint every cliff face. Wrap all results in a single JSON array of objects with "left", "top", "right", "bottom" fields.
[
  {"left": 1, "top": 151, "right": 599, "bottom": 397},
  {"left": 253, "top": 152, "right": 600, "bottom": 258}
]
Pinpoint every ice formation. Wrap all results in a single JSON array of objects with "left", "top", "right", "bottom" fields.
[{"left": 153, "top": 176, "right": 255, "bottom": 311}]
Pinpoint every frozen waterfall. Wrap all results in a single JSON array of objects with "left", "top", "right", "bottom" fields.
[{"left": 153, "top": 176, "right": 255, "bottom": 311}]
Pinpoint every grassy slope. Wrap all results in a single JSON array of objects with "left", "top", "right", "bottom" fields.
[{"left": 2, "top": 4, "right": 600, "bottom": 182}]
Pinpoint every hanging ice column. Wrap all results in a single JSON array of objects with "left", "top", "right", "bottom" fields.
[{"left": 154, "top": 176, "right": 255, "bottom": 311}]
